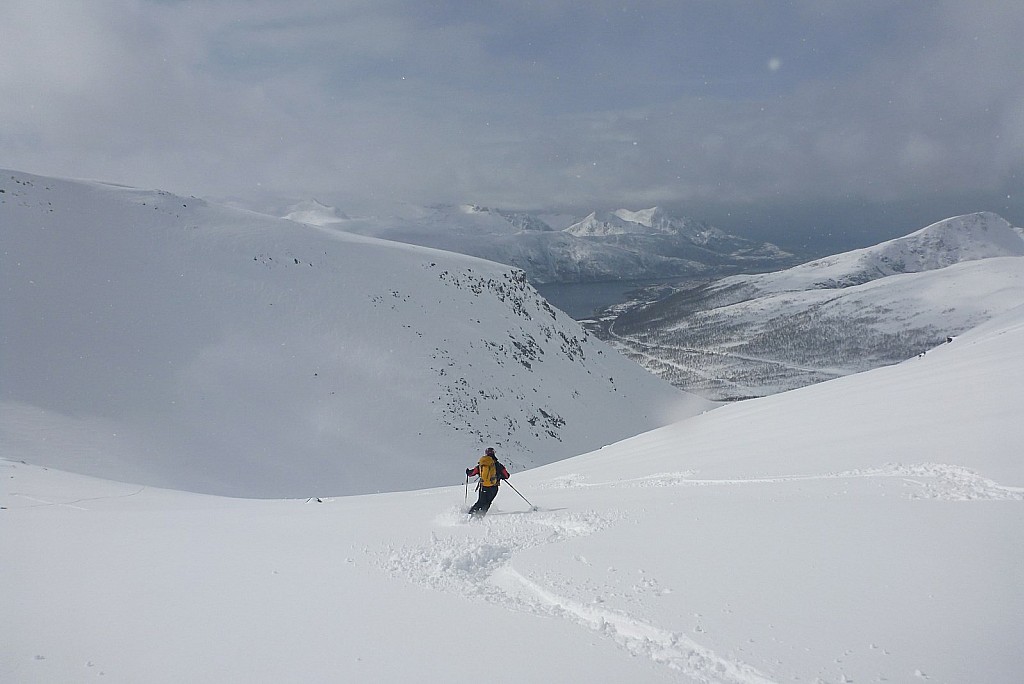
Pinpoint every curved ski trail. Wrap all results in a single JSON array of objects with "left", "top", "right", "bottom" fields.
[
  {"left": 381, "top": 507, "right": 776, "bottom": 684},
  {"left": 537, "top": 463, "right": 1024, "bottom": 501},
  {"left": 379, "top": 464, "right": 1020, "bottom": 682}
]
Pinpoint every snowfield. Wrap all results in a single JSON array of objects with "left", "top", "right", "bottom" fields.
[
  {"left": 4, "top": 304, "right": 1023, "bottom": 682},
  {"left": 3, "top": 170, "right": 1021, "bottom": 682}
]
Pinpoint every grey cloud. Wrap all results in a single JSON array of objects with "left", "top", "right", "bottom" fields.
[{"left": 0, "top": 0, "right": 1021, "bottom": 233}]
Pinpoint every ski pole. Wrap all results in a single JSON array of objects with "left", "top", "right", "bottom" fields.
[
  {"left": 504, "top": 480, "right": 537, "bottom": 511},
  {"left": 465, "top": 474, "right": 469, "bottom": 504}
]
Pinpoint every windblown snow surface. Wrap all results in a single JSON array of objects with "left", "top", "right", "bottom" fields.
[{"left": 4, "top": 301, "right": 1023, "bottom": 682}]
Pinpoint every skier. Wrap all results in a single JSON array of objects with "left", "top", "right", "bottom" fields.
[{"left": 465, "top": 447, "right": 510, "bottom": 517}]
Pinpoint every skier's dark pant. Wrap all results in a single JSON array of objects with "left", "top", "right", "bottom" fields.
[{"left": 469, "top": 485, "right": 499, "bottom": 516}]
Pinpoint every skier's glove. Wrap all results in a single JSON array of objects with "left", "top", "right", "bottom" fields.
[{"left": 465, "top": 468, "right": 472, "bottom": 476}]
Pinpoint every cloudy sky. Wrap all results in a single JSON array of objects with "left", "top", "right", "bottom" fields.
[{"left": 3, "top": 1, "right": 1022, "bottom": 248}]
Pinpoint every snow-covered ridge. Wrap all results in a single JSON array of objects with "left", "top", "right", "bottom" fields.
[
  {"left": 567, "top": 206, "right": 704, "bottom": 237},
  {"left": 722, "top": 211, "right": 1024, "bottom": 296},
  {"left": 0, "top": 169, "right": 702, "bottom": 498},
  {"left": 601, "top": 212, "right": 1024, "bottom": 400},
  {"left": 565, "top": 210, "right": 659, "bottom": 236}
]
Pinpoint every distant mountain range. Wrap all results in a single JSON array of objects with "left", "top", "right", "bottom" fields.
[
  {"left": 596, "top": 212, "right": 1024, "bottom": 400},
  {"left": 284, "top": 201, "right": 798, "bottom": 284}
]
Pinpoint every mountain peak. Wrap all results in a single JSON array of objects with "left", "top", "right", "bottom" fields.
[
  {"left": 284, "top": 199, "right": 350, "bottom": 225},
  {"left": 613, "top": 207, "right": 671, "bottom": 230},
  {"left": 566, "top": 207, "right": 675, "bottom": 236},
  {"left": 726, "top": 211, "right": 1023, "bottom": 293},
  {"left": 838, "top": 211, "right": 1024, "bottom": 283},
  {"left": 911, "top": 212, "right": 1024, "bottom": 252}
]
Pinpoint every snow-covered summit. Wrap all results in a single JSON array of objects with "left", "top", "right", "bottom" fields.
[
  {"left": 741, "top": 211, "right": 1024, "bottom": 293},
  {"left": 284, "top": 198, "right": 350, "bottom": 226},
  {"left": 566, "top": 210, "right": 654, "bottom": 236},
  {"left": 566, "top": 207, "right": 694, "bottom": 236},
  {"left": 614, "top": 206, "right": 673, "bottom": 229},
  {"left": 0, "top": 169, "right": 703, "bottom": 498}
]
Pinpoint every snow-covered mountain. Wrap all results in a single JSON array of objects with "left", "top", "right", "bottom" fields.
[
  {"left": 283, "top": 198, "right": 350, "bottom": 225},
  {"left": 713, "top": 211, "right": 1024, "bottom": 299},
  {"left": 564, "top": 206, "right": 794, "bottom": 270},
  {"left": 600, "top": 212, "right": 1024, "bottom": 400},
  {"left": 565, "top": 209, "right": 666, "bottom": 236},
  {"left": 5, "top": 294, "right": 1022, "bottom": 683},
  {"left": 567, "top": 207, "right": 724, "bottom": 242},
  {"left": 286, "top": 202, "right": 797, "bottom": 284},
  {"left": 0, "top": 169, "right": 705, "bottom": 498}
]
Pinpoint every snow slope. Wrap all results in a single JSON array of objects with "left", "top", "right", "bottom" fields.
[
  {"left": 1, "top": 170, "right": 702, "bottom": 498},
  {"left": 3, "top": 302, "right": 1022, "bottom": 683}
]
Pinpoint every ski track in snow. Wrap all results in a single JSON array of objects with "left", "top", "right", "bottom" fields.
[
  {"left": 383, "top": 508, "right": 617, "bottom": 597},
  {"left": 381, "top": 507, "right": 777, "bottom": 684},
  {"left": 537, "top": 463, "right": 1024, "bottom": 501},
  {"left": 491, "top": 565, "right": 776, "bottom": 684},
  {"left": 6, "top": 486, "right": 147, "bottom": 510},
  {"left": 380, "top": 463, "right": 1021, "bottom": 682}
]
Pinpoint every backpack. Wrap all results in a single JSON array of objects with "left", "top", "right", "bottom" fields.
[{"left": 478, "top": 455, "right": 507, "bottom": 487}]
